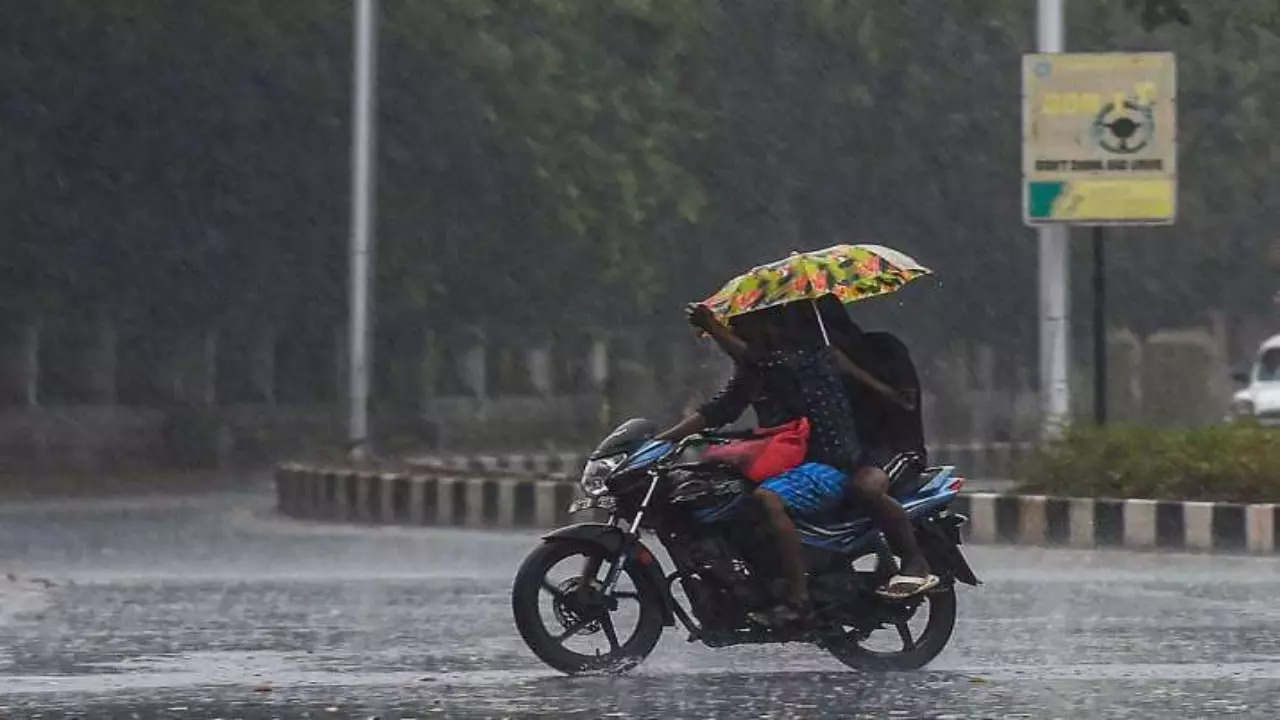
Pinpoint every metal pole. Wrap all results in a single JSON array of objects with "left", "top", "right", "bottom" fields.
[
  {"left": 1092, "top": 226, "right": 1106, "bottom": 424},
  {"left": 1037, "top": 0, "right": 1071, "bottom": 437},
  {"left": 348, "top": 0, "right": 378, "bottom": 459}
]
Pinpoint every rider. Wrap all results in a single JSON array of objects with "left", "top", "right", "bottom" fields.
[
  {"left": 657, "top": 302, "right": 869, "bottom": 627},
  {"left": 815, "top": 295, "right": 937, "bottom": 598},
  {"left": 859, "top": 330, "right": 929, "bottom": 486}
]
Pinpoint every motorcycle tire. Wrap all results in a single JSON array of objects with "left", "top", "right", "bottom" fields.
[{"left": 512, "top": 539, "right": 665, "bottom": 675}]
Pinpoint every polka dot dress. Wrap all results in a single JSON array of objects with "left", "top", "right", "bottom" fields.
[{"left": 756, "top": 348, "right": 862, "bottom": 472}]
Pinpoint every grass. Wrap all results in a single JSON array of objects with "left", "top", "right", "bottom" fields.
[{"left": 1015, "top": 423, "right": 1280, "bottom": 503}]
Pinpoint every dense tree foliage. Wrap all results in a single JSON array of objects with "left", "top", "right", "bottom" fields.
[{"left": 1, "top": 0, "right": 1274, "bottom": 398}]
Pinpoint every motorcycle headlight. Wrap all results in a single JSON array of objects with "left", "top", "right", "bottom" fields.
[{"left": 580, "top": 454, "right": 625, "bottom": 497}]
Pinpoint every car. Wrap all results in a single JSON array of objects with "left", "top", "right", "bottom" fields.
[{"left": 1228, "top": 334, "right": 1280, "bottom": 426}]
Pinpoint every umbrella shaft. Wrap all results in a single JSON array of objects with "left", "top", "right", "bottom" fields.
[{"left": 810, "top": 300, "right": 831, "bottom": 346}]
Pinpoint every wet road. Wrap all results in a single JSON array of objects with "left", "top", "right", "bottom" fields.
[{"left": 2, "top": 488, "right": 1279, "bottom": 718}]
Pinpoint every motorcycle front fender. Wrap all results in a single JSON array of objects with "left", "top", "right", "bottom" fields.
[{"left": 541, "top": 523, "right": 675, "bottom": 625}]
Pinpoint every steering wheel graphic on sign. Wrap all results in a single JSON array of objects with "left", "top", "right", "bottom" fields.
[{"left": 1091, "top": 98, "right": 1156, "bottom": 154}]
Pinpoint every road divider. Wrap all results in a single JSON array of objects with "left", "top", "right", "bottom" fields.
[
  {"left": 275, "top": 464, "right": 579, "bottom": 528},
  {"left": 952, "top": 494, "right": 1277, "bottom": 554},
  {"left": 276, "top": 462, "right": 1278, "bottom": 554},
  {"left": 404, "top": 442, "right": 1034, "bottom": 483}
]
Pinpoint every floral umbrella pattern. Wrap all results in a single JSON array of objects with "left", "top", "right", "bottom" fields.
[{"left": 699, "top": 244, "right": 933, "bottom": 320}]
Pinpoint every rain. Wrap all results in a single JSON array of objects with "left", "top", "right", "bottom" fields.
[{"left": 2, "top": 1, "right": 1280, "bottom": 717}]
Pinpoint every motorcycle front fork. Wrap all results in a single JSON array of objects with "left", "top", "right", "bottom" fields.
[
  {"left": 588, "top": 471, "right": 661, "bottom": 593},
  {"left": 579, "top": 508, "right": 643, "bottom": 593}
]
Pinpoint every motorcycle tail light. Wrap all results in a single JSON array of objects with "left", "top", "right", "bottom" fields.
[{"left": 946, "top": 476, "right": 966, "bottom": 492}]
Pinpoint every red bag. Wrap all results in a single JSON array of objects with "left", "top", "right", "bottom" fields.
[{"left": 702, "top": 417, "right": 810, "bottom": 483}]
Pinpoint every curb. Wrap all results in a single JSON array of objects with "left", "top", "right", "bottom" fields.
[
  {"left": 406, "top": 451, "right": 585, "bottom": 481},
  {"left": 274, "top": 464, "right": 582, "bottom": 528},
  {"left": 953, "top": 493, "right": 1278, "bottom": 554},
  {"left": 274, "top": 465, "right": 1279, "bottom": 554},
  {"left": 405, "top": 442, "right": 1034, "bottom": 483}
]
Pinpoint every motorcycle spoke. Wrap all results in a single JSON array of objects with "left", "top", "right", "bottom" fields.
[
  {"left": 610, "top": 590, "right": 640, "bottom": 601},
  {"left": 540, "top": 579, "right": 565, "bottom": 599},
  {"left": 600, "top": 612, "right": 622, "bottom": 652},
  {"left": 555, "top": 618, "right": 591, "bottom": 643},
  {"left": 895, "top": 622, "right": 915, "bottom": 652}
]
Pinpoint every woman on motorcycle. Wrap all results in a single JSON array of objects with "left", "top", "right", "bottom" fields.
[
  {"left": 659, "top": 302, "right": 907, "bottom": 626},
  {"left": 815, "top": 296, "right": 936, "bottom": 598}
]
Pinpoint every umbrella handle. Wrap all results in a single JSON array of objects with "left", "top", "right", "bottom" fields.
[{"left": 810, "top": 299, "right": 831, "bottom": 347}]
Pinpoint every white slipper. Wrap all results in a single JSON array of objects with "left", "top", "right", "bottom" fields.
[{"left": 876, "top": 573, "right": 940, "bottom": 599}]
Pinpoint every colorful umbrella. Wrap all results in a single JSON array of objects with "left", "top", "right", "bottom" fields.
[{"left": 699, "top": 244, "right": 933, "bottom": 321}]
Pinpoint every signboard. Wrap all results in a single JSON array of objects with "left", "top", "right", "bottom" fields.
[{"left": 1022, "top": 52, "right": 1177, "bottom": 225}]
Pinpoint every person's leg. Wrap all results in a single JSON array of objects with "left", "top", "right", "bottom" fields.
[
  {"left": 754, "top": 487, "right": 809, "bottom": 609},
  {"left": 750, "top": 463, "right": 847, "bottom": 624},
  {"left": 844, "top": 465, "right": 933, "bottom": 580}
]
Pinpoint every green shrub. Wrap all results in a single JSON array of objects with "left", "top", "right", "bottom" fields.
[{"left": 1016, "top": 423, "right": 1280, "bottom": 503}]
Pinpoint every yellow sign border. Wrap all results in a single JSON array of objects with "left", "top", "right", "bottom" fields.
[{"left": 1022, "top": 51, "right": 1178, "bottom": 227}]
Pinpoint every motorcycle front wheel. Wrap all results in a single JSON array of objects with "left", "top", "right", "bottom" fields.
[{"left": 511, "top": 539, "right": 665, "bottom": 675}]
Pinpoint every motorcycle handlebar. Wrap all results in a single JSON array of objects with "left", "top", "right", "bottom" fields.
[{"left": 669, "top": 433, "right": 732, "bottom": 456}]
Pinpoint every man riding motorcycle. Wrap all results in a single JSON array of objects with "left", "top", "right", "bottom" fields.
[{"left": 658, "top": 302, "right": 935, "bottom": 627}]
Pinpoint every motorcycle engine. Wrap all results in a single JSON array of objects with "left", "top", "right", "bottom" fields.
[
  {"left": 688, "top": 537, "right": 748, "bottom": 586},
  {"left": 687, "top": 536, "right": 765, "bottom": 612}
]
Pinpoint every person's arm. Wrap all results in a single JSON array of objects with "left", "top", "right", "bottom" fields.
[
  {"left": 686, "top": 304, "right": 752, "bottom": 363},
  {"left": 655, "top": 412, "right": 709, "bottom": 442},
  {"left": 829, "top": 347, "right": 914, "bottom": 410},
  {"left": 657, "top": 363, "right": 753, "bottom": 440}
]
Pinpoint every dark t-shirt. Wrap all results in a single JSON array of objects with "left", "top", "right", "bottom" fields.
[
  {"left": 697, "top": 348, "right": 863, "bottom": 473},
  {"left": 856, "top": 332, "right": 926, "bottom": 456}
]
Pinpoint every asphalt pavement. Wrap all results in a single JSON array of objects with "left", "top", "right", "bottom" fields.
[{"left": 2, "top": 485, "right": 1279, "bottom": 718}]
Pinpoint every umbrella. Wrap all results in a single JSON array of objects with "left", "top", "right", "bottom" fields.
[{"left": 698, "top": 244, "right": 932, "bottom": 342}]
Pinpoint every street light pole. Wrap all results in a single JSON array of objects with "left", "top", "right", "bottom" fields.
[
  {"left": 1037, "top": 0, "right": 1071, "bottom": 437},
  {"left": 348, "top": 0, "right": 378, "bottom": 460}
]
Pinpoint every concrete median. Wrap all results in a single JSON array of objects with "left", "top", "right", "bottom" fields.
[{"left": 276, "top": 459, "right": 1279, "bottom": 554}]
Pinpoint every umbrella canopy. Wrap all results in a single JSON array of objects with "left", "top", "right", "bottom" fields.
[{"left": 699, "top": 244, "right": 933, "bottom": 320}]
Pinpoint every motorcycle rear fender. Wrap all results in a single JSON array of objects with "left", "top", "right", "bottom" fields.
[
  {"left": 541, "top": 523, "right": 675, "bottom": 625},
  {"left": 916, "top": 514, "right": 981, "bottom": 586}
]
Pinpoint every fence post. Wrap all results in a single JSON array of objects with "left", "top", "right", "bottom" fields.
[
  {"left": 251, "top": 326, "right": 276, "bottom": 405},
  {"left": 587, "top": 333, "right": 610, "bottom": 430},
  {"left": 86, "top": 318, "right": 118, "bottom": 404},
  {"left": 460, "top": 326, "right": 488, "bottom": 400},
  {"left": 0, "top": 320, "right": 40, "bottom": 406},
  {"left": 527, "top": 341, "right": 554, "bottom": 397}
]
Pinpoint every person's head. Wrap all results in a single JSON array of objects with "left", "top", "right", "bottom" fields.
[
  {"left": 774, "top": 301, "right": 827, "bottom": 350},
  {"left": 814, "top": 294, "right": 864, "bottom": 347},
  {"left": 728, "top": 310, "right": 770, "bottom": 347},
  {"left": 729, "top": 305, "right": 792, "bottom": 351},
  {"left": 861, "top": 330, "right": 916, "bottom": 383}
]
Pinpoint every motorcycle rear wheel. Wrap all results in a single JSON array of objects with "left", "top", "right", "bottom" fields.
[{"left": 820, "top": 585, "right": 957, "bottom": 672}]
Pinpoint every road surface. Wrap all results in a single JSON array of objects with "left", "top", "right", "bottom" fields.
[{"left": 2, "top": 486, "right": 1279, "bottom": 718}]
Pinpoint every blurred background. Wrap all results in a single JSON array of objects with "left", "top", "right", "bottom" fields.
[{"left": 1, "top": 0, "right": 1275, "bottom": 473}]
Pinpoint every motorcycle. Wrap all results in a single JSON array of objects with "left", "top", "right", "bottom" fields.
[{"left": 511, "top": 418, "right": 980, "bottom": 675}]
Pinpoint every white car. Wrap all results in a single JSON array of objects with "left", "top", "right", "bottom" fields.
[{"left": 1229, "top": 334, "right": 1280, "bottom": 425}]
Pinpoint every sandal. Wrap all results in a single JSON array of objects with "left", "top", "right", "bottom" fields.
[{"left": 876, "top": 573, "right": 940, "bottom": 600}]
